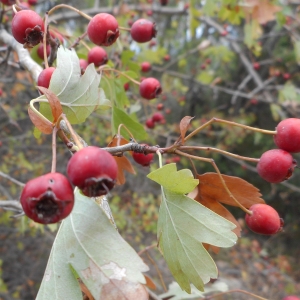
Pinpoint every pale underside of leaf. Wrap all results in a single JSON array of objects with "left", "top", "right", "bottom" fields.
[
  {"left": 157, "top": 189, "right": 237, "bottom": 293},
  {"left": 36, "top": 190, "right": 148, "bottom": 300}
]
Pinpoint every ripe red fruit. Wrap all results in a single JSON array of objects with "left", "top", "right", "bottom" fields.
[
  {"left": 79, "top": 59, "right": 89, "bottom": 73},
  {"left": 139, "top": 77, "right": 162, "bottom": 100},
  {"left": 88, "top": 47, "right": 108, "bottom": 67},
  {"left": 157, "top": 103, "right": 164, "bottom": 110},
  {"left": 250, "top": 98, "right": 258, "bottom": 105},
  {"left": 145, "top": 118, "right": 155, "bottom": 129},
  {"left": 132, "top": 145, "right": 154, "bottom": 166},
  {"left": 220, "top": 30, "right": 228, "bottom": 36},
  {"left": 124, "top": 82, "right": 130, "bottom": 91},
  {"left": 87, "top": 13, "right": 119, "bottom": 46},
  {"left": 131, "top": 19, "right": 157, "bottom": 43},
  {"left": 283, "top": 73, "right": 291, "bottom": 80},
  {"left": 11, "top": 10, "right": 44, "bottom": 48},
  {"left": 141, "top": 62, "right": 152, "bottom": 73},
  {"left": 164, "top": 54, "right": 170, "bottom": 61},
  {"left": 20, "top": 173, "right": 74, "bottom": 224},
  {"left": 253, "top": 62, "right": 260, "bottom": 70},
  {"left": 257, "top": 149, "right": 296, "bottom": 183},
  {"left": 28, "top": 0, "right": 38, "bottom": 5},
  {"left": 37, "top": 44, "right": 50, "bottom": 60},
  {"left": 152, "top": 112, "right": 164, "bottom": 123},
  {"left": 160, "top": 0, "right": 168, "bottom": 5},
  {"left": 274, "top": 118, "right": 300, "bottom": 153},
  {"left": 245, "top": 204, "right": 282, "bottom": 235},
  {"left": 67, "top": 146, "right": 118, "bottom": 197},
  {"left": 283, "top": 296, "right": 300, "bottom": 300},
  {"left": 0, "top": 88, "right": 3, "bottom": 97},
  {"left": 37, "top": 67, "right": 55, "bottom": 90},
  {"left": 0, "top": 0, "right": 16, "bottom": 5},
  {"left": 49, "top": 30, "right": 64, "bottom": 44},
  {"left": 19, "top": 1, "right": 30, "bottom": 9}
]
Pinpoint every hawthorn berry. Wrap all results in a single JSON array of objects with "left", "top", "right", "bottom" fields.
[
  {"left": 283, "top": 73, "right": 291, "bottom": 80},
  {"left": 87, "top": 13, "right": 119, "bottom": 46},
  {"left": 141, "top": 62, "right": 152, "bottom": 73},
  {"left": 28, "top": 0, "right": 38, "bottom": 5},
  {"left": 0, "top": 0, "right": 16, "bottom": 5},
  {"left": 88, "top": 47, "right": 108, "bottom": 67},
  {"left": 132, "top": 145, "right": 154, "bottom": 166},
  {"left": 37, "top": 67, "right": 55, "bottom": 90},
  {"left": 257, "top": 149, "right": 296, "bottom": 183},
  {"left": 245, "top": 204, "right": 282, "bottom": 235},
  {"left": 283, "top": 296, "right": 300, "bottom": 300},
  {"left": 67, "top": 146, "right": 118, "bottom": 197},
  {"left": 152, "top": 112, "right": 164, "bottom": 123},
  {"left": 139, "top": 77, "right": 162, "bottom": 100},
  {"left": 253, "top": 62, "right": 260, "bottom": 70},
  {"left": 220, "top": 30, "right": 228, "bottom": 36},
  {"left": 145, "top": 118, "right": 155, "bottom": 129},
  {"left": 20, "top": 173, "right": 74, "bottom": 224},
  {"left": 274, "top": 118, "right": 300, "bottom": 153},
  {"left": 124, "top": 82, "right": 130, "bottom": 91},
  {"left": 130, "top": 19, "right": 157, "bottom": 43},
  {"left": 164, "top": 54, "right": 170, "bottom": 61},
  {"left": 157, "top": 103, "right": 164, "bottom": 110},
  {"left": 11, "top": 10, "right": 44, "bottom": 48},
  {"left": 160, "top": 0, "right": 168, "bottom": 5},
  {"left": 79, "top": 59, "right": 89, "bottom": 73},
  {"left": 37, "top": 44, "right": 50, "bottom": 60}
]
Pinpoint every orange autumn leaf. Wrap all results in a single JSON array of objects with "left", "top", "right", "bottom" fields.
[
  {"left": 28, "top": 106, "right": 53, "bottom": 134},
  {"left": 179, "top": 116, "right": 194, "bottom": 143},
  {"left": 144, "top": 275, "right": 156, "bottom": 290},
  {"left": 108, "top": 135, "right": 135, "bottom": 185},
  {"left": 190, "top": 173, "right": 265, "bottom": 252},
  {"left": 242, "top": 0, "right": 281, "bottom": 24}
]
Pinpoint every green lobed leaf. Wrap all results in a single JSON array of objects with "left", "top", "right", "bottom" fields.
[
  {"left": 147, "top": 164, "right": 237, "bottom": 293},
  {"left": 147, "top": 163, "right": 199, "bottom": 194},
  {"left": 38, "top": 47, "right": 102, "bottom": 124},
  {"left": 112, "top": 106, "right": 147, "bottom": 140},
  {"left": 36, "top": 189, "right": 148, "bottom": 300}
]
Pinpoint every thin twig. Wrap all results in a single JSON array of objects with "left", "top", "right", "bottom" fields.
[{"left": 0, "top": 171, "right": 25, "bottom": 187}]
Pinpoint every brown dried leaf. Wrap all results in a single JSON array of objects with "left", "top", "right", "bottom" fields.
[
  {"left": 28, "top": 106, "right": 53, "bottom": 134},
  {"left": 108, "top": 135, "right": 136, "bottom": 185},
  {"left": 179, "top": 116, "right": 194, "bottom": 143},
  {"left": 37, "top": 86, "right": 63, "bottom": 123},
  {"left": 114, "top": 156, "right": 136, "bottom": 185},
  {"left": 197, "top": 173, "right": 265, "bottom": 208},
  {"left": 242, "top": 0, "right": 281, "bottom": 24},
  {"left": 144, "top": 275, "right": 156, "bottom": 290},
  {"left": 100, "top": 279, "right": 148, "bottom": 300},
  {"left": 78, "top": 279, "right": 94, "bottom": 300}
]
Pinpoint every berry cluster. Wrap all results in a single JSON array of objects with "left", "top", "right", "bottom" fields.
[
  {"left": 245, "top": 118, "right": 300, "bottom": 235},
  {"left": 20, "top": 146, "right": 118, "bottom": 224}
]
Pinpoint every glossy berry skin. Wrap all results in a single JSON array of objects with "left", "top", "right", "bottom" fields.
[
  {"left": 253, "top": 62, "right": 260, "bottom": 70},
  {"left": 152, "top": 112, "right": 164, "bottom": 123},
  {"left": 130, "top": 19, "right": 157, "bottom": 43},
  {"left": 274, "top": 118, "right": 300, "bottom": 153},
  {"left": 145, "top": 118, "right": 155, "bottom": 129},
  {"left": 139, "top": 77, "right": 162, "bottom": 100},
  {"left": 87, "top": 13, "right": 119, "bottom": 46},
  {"left": 157, "top": 103, "right": 164, "bottom": 110},
  {"left": 132, "top": 145, "right": 154, "bottom": 166},
  {"left": 11, "top": 10, "right": 44, "bottom": 47},
  {"left": 257, "top": 149, "right": 296, "bottom": 183},
  {"left": 283, "top": 296, "right": 300, "bottom": 300},
  {"left": 20, "top": 173, "right": 74, "bottom": 224},
  {"left": 123, "top": 82, "right": 130, "bottom": 91},
  {"left": 88, "top": 47, "right": 108, "bottom": 67},
  {"left": 79, "top": 59, "right": 89, "bottom": 73},
  {"left": 141, "top": 62, "right": 151, "bottom": 73},
  {"left": 37, "top": 44, "right": 50, "bottom": 60},
  {"left": 67, "top": 146, "right": 118, "bottom": 197},
  {"left": 28, "top": 0, "right": 38, "bottom": 5},
  {"left": 283, "top": 73, "right": 291, "bottom": 80},
  {"left": 37, "top": 67, "right": 55, "bottom": 89},
  {"left": 245, "top": 204, "right": 282, "bottom": 235}
]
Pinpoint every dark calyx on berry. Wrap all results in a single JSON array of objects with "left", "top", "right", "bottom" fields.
[
  {"left": 24, "top": 25, "right": 43, "bottom": 48},
  {"left": 80, "top": 177, "right": 116, "bottom": 197}
]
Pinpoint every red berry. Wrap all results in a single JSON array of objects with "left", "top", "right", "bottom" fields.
[
  {"left": 283, "top": 296, "right": 300, "bottom": 300},
  {"left": 253, "top": 62, "right": 260, "bottom": 70},
  {"left": 49, "top": 30, "right": 64, "bottom": 44},
  {"left": 88, "top": 47, "right": 108, "bottom": 67},
  {"left": 165, "top": 108, "right": 171, "bottom": 114},
  {"left": 139, "top": 77, "right": 162, "bottom": 100},
  {"left": 257, "top": 149, "right": 296, "bottom": 183},
  {"left": 205, "top": 58, "right": 211, "bottom": 64},
  {"left": 200, "top": 64, "right": 206, "bottom": 70},
  {"left": 11, "top": 10, "right": 44, "bottom": 48},
  {"left": 37, "top": 67, "right": 55, "bottom": 90},
  {"left": 283, "top": 73, "right": 291, "bottom": 80},
  {"left": 20, "top": 173, "right": 74, "bottom": 224},
  {"left": 146, "top": 10, "right": 153, "bottom": 16},
  {"left": 67, "top": 146, "right": 118, "bottom": 197},
  {"left": 132, "top": 144, "right": 154, "bottom": 166},
  {"left": 245, "top": 204, "right": 282, "bottom": 235},
  {"left": 157, "top": 103, "right": 164, "bottom": 110},
  {"left": 0, "top": 0, "right": 16, "bottom": 5},
  {"left": 274, "top": 118, "right": 300, "bottom": 153},
  {"left": 160, "top": 0, "right": 168, "bottom": 5},
  {"left": 220, "top": 30, "right": 228, "bottom": 36},
  {"left": 124, "top": 82, "right": 130, "bottom": 91},
  {"left": 0, "top": 88, "right": 3, "bottom": 97},
  {"left": 152, "top": 112, "right": 164, "bottom": 123},
  {"left": 149, "top": 40, "right": 157, "bottom": 48},
  {"left": 28, "top": 0, "right": 38, "bottom": 5},
  {"left": 141, "top": 62, "right": 152, "bottom": 73},
  {"left": 145, "top": 118, "right": 155, "bottom": 129},
  {"left": 37, "top": 44, "right": 50, "bottom": 60},
  {"left": 164, "top": 54, "right": 170, "bottom": 61},
  {"left": 19, "top": 1, "right": 30, "bottom": 9},
  {"left": 250, "top": 98, "right": 258, "bottom": 105},
  {"left": 87, "top": 13, "right": 119, "bottom": 46},
  {"left": 79, "top": 59, "right": 89, "bottom": 73},
  {"left": 131, "top": 19, "right": 157, "bottom": 43}
]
